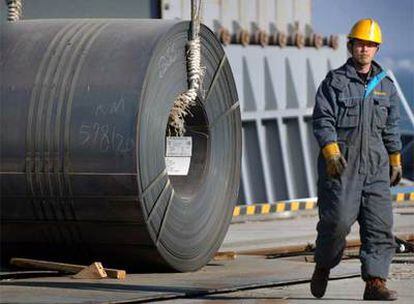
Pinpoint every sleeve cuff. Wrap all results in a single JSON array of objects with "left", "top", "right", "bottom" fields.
[{"left": 389, "top": 152, "right": 401, "bottom": 166}]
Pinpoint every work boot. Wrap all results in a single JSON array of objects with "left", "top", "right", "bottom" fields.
[
  {"left": 310, "top": 266, "right": 330, "bottom": 298},
  {"left": 363, "top": 277, "right": 398, "bottom": 301}
]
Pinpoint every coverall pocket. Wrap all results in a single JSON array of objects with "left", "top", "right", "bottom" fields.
[
  {"left": 373, "top": 98, "right": 390, "bottom": 129},
  {"left": 337, "top": 99, "right": 359, "bottom": 128}
]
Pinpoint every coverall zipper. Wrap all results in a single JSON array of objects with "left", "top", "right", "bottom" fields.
[{"left": 359, "top": 83, "right": 368, "bottom": 174}]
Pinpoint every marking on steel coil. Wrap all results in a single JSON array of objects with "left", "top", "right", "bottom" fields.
[
  {"left": 158, "top": 42, "right": 178, "bottom": 79},
  {"left": 58, "top": 21, "right": 109, "bottom": 250},
  {"left": 79, "top": 122, "right": 134, "bottom": 153},
  {"left": 94, "top": 97, "right": 126, "bottom": 116}
]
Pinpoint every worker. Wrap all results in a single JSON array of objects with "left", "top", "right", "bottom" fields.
[{"left": 310, "top": 19, "right": 402, "bottom": 301}]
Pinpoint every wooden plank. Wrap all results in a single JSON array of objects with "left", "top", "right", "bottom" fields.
[
  {"left": 213, "top": 251, "right": 237, "bottom": 261},
  {"left": 10, "top": 258, "right": 126, "bottom": 279},
  {"left": 237, "top": 233, "right": 414, "bottom": 257}
]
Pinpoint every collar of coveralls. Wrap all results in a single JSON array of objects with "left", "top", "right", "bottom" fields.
[{"left": 345, "top": 57, "right": 384, "bottom": 84}]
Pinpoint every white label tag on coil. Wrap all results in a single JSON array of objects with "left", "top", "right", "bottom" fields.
[
  {"left": 165, "top": 156, "right": 191, "bottom": 175},
  {"left": 166, "top": 137, "right": 192, "bottom": 157},
  {"left": 165, "top": 137, "right": 192, "bottom": 175}
]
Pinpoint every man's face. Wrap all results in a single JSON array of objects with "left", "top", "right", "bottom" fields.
[{"left": 350, "top": 39, "right": 379, "bottom": 66}]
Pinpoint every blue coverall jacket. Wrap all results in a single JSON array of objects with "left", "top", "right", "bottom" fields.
[{"left": 312, "top": 58, "right": 402, "bottom": 280}]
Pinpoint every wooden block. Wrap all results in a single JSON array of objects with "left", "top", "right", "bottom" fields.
[
  {"left": 107, "top": 268, "right": 126, "bottom": 280},
  {"left": 213, "top": 251, "right": 237, "bottom": 261},
  {"left": 10, "top": 258, "right": 126, "bottom": 279},
  {"left": 72, "top": 262, "right": 107, "bottom": 279}
]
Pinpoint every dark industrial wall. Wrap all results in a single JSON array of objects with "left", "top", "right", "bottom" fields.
[{"left": 1, "top": 0, "right": 160, "bottom": 21}]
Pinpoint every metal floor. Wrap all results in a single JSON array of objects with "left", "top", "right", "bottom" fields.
[
  {"left": 1, "top": 207, "right": 413, "bottom": 304},
  {"left": 160, "top": 257, "right": 414, "bottom": 304},
  {"left": 0, "top": 255, "right": 361, "bottom": 304}
]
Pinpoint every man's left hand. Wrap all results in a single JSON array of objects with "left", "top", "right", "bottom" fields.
[
  {"left": 390, "top": 165, "right": 402, "bottom": 187},
  {"left": 389, "top": 152, "right": 402, "bottom": 187}
]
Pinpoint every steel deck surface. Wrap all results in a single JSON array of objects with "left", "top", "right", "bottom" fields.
[
  {"left": 0, "top": 255, "right": 361, "bottom": 303},
  {"left": 160, "top": 258, "right": 414, "bottom": 304},
  {"left": 1, "top": 208, "right": 412, "bottom": 303}
]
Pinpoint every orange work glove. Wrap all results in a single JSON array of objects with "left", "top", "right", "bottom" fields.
[
  {"left": 389, "top": 152, "right": 402, "bottom": 187},
  {"left": 322, "top": 142, "right": 347, "bottom": 178}
]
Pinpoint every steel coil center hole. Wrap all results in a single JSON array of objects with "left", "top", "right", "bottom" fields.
[{"left": 165, "top": 100, "right": 210, "bottom": 200}]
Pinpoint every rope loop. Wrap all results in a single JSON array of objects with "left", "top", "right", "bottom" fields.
[
  {"left": 168, "top": 0, "right": 205, "bottom": 136},
  {"left": 7, "top": 0, "right": 23, "bottom": 22}
]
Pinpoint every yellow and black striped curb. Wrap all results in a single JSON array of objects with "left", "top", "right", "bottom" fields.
[
  {"left": 394, "top": 192, "right": 414, "bottom": 202},
  {"left": 233, "top": 191, "right": 414, "bottom": 218},
  {"left": 233, "top": 199, "right": 317, "bottom": 217}
]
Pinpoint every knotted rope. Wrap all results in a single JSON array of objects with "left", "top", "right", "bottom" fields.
[
  {"left": 6, "top": 0, "right": 22, "bottom": 21},
  {"left": 168, "top": 0, "right": 205, "bottom": 136}
]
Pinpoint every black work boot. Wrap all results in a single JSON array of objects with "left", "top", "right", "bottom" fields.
[
  {"left": 310, "top": 266, "right": 330, "bottom": 298},
  {"left": 363, "top": 277, "right": 398, "bottom": 301}
]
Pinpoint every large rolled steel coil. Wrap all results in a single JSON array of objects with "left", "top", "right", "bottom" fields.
[{"left": 0, "top": 19, "right": 241, "bottom": 272}]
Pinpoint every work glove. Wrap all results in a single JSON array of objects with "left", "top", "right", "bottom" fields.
[
  {"left": 322, "top": 142, "right": 347, "bottom": 178},
  {"left": 389, "top": 152, "right": 402, "bottom": 187}
]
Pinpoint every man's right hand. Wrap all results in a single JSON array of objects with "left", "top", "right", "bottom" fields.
[{"left": 322, "top": 142, "right": 347, "bottom": 178}]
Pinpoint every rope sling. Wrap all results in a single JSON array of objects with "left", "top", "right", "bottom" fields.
[
  {"left": 168, "top": 0, "right": 205, "bottom": 136},
  {"left": 6, "top": 0, "right": 22, "bottom": 21}
]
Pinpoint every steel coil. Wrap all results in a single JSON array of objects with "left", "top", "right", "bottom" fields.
[{"left": 0, "top": 19, "right": 241, "bottom": 272}]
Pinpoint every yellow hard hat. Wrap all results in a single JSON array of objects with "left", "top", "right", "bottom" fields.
[{"left": 348, "top": 19, "right": 382, "bottom": 44}]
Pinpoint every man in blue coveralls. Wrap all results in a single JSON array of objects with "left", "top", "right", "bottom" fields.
[{"left": 310, "top": 19, "right": 402, "bottom": 301}]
